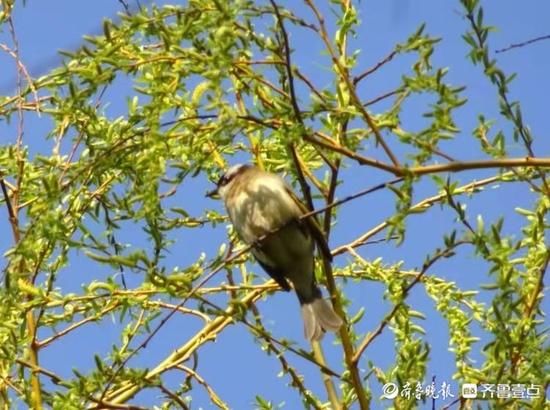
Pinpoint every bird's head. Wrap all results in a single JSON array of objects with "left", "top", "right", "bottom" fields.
[{"left": 206, "top": 163, "right": 252, "bottom": 200}]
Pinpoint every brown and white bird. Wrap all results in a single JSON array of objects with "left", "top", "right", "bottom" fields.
[{"left": 208, "top": 164, "right": 342, "bottom": 341}]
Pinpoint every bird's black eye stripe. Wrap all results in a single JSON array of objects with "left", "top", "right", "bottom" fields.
[
  {"left": 217, "top": 174, "right": 229, "bottom": 187},
  {"left": 216, "top": 164, "right": 249, "bottom": 187},
  {"left": 217, "top": 172, "right": 236, "bottom": 187}
]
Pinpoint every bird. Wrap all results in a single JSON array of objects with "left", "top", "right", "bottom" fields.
[{"left": 207, "top": 163, "right": 343, "bottom": 341}]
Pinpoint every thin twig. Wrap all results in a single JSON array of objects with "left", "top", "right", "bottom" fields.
[
  {"left": 464, "top": 8, "right": 549, "bottom": 193},
  {"left": 0, "top": 43, "right": 40, "bottom": 115},
  {"left": 524, "top": 249, "right": 550, "bottom": 318},
  {"left": 363, "top": 88, "right": 401, "bottom": 107},
  {"left": 155, "top": 382, "right": 191, "bottom": 410},
  {"left": 195, "top": 293, "right": 341, "bottom": 377},
  {"left": 495, "top": 34, "right": 550, "bottom": 53},
  {"left": 354, "top": 50, "right": 398, "bottom": 85},
  {"left": 98, "top": 244, "right": 248, "bottom": 403},
  {"left": 332, "top": 172, "right": 511, "bottom": 256},
  {"left": 352, "top": 241, "right": 468, "bottom": 363},
  {"left": 0, "top": 177, "right": 18, "bottom": 242},
  {"left": 268, "top": 0, "right": 318, "bottom": 216},
  {"left": 175, "top": 365, "right": 228, "bottom": 409},
  {"left": 15, "top": 359, "right": 63, "bottom": 385},
  {"left": 248, "top": 302, "right": 325, "bottom": 409},
  {"left": 268, "top": 0, "right": 303, "bottom": 128},
  {"left": 311, "top": 341, "right": 341, "bottom": 409},
  {"left": 37, "top": 303, "right": 120, "bottom": 348},
  {"left": 100, "top": 283, "right": 271, "bottom": 403},
  {"left": 304, "top": 0, "right": 401, "bottom": 169}
]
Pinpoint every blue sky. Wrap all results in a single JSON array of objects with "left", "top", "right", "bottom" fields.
[{"left": 1, "top": 1, "right": 549, "bottom": 409}]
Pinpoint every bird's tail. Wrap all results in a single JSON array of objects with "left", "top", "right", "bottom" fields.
[{"left": 301, "top": 297, "right": 343, "bottom": 342}]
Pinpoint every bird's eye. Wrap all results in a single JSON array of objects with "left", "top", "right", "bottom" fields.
[
  {"left": 217, "top": 174, "right": 229, "bottom": 187},
  {"left": 216, "top": 164, "right": 246, "bottom": 187}
]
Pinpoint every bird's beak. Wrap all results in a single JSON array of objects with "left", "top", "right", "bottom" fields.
[{"left": 205, "top": 188, "right": 219, "bottom": 198}]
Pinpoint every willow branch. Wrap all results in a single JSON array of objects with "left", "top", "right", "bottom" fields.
[
  {"left": 0, "top": 177, "right": 18, "bottom": 243},
  {"left": 195, "top": 293, "right": 341, "bottom": 377},
  {"left": 352, "top": 241, "right": 468, "bottom": 363},
  {"left": 155, "top": 382, "right": 191, "bottom": 410},
  {"left": 175, "top": 365, "right": 228, "bottom": 410},
  {"left": 409, "top": 157, "right": 550, "bottom": 176},
  {"left": 495, "top": 34, "right": 550, "bottom": 53},
  {"left": 332, "top": 172, "right": 511, "bottom": 256},
  {"left": 304, "top": 0, "right": 400, "bottom": 169},
  {"left": 100, "top": 284, "right": 270, "bottom": 404},
  {"left": 248, "top": 302, "right": 325, "bottom": 410},
  {"left": 311, "top": 341, "right": 341, "bottom": 409},
  {"left": 268, "top": 0, "right": 318, "bottom": 214},
  {"left": 15, "top": 359, "right": 63, "bottom": 385},
  {"left": 97, "top": 246, "right": 243, "bottom": 403},
  {"left": 353, "top": 49, "right": 398, "bottom": 85},
  {"left": 1, "top": 173, "right": 42, "bottom": 409}
]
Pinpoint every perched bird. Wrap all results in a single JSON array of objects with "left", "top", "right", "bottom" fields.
[{"left": 207, "top": 164, "right": 342, "bottom": 341}]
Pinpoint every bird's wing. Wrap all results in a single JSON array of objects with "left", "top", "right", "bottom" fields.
[
  {"left": 252, "top": 248, "right": 292, "bottom": 291},
  {"left": 284, "top": 186, "right": 333, "bottom": 262}
]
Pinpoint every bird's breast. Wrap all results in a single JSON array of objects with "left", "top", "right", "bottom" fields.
[{"left": 227, "top": 178, "right": 301, "bottom": 244}]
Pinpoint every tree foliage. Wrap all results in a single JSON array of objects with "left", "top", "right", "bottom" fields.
[{"left": 0, "top": 0, "right": 548, "bottom": 409}]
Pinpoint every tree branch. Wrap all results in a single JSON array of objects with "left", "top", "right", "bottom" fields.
[
  {"left": 495, "top": 34, "right": 550, "bottom": 53},
  {"left": 352, "top": 241, "right": 468, "bottom": 363}
]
